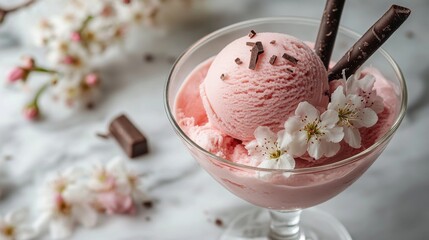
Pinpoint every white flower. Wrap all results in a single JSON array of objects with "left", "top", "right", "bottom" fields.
[
  {"left": 50, "top": 71, "right": 100, "bottom": 108},
  {"left": 284, "top": 102, "right": 344, "bottom": 160},
  {"left": 328, "top": 86, "right": 378, "bottom": 148},
  {"left": 245, "top": 126, "right": 296, "bottom": 178},
  {"left": 34, "top": 191, "right": 97, "bottom": 240},
  {"left": 41, "top": 167, "right": 85, "bottom": 196},
  {"left": 35, "top": 168, "right": 97, "bottom": 239},
  {"left": 0, "top": 209, "right": 34, "bottom": 240},
  {"left": 88, "top": 158, "right": 148, "bottom": 203},
  {"left": 339, "top": 72, "right": 384, "bottom": 114}
]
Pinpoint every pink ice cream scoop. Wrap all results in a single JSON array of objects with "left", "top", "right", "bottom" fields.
[{"left": 200, "top": 32, "right": 329, "bottom": 141}]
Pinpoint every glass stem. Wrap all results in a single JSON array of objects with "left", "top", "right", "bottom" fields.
[{"left": 269, "top": 210, "right": 305, "bottom": 240}]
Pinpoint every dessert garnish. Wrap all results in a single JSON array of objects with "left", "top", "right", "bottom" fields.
[
  {"left": 249, "top": 43, "right": 263, "bottom": 70},
  {"left": 220, "top": 73, "right": 227, "bottom": 80},
  {"left": 248, "top": 30, "right": 256, "bottom": 38},
  {"left": 282, "top": 53, "right": 298, "bottom": 65},
  {"left": 234, "top": 58, "right": 242, "bottom": 65},
  {"left": 269, "top": 55, "right": 277, "bottom": 65},
  {"left": 328, "top": 5, "right": 411, "bottom": 80},
  {"left": 315, "top": 0, "right": 346, "bottom": 69}
]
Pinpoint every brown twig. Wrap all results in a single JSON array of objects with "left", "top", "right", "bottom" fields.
[{"left": 0, "top": 0, "right": 36, "bottom": 24}]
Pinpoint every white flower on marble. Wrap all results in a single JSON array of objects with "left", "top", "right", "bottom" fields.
[
  {"left": 50, "top": 71, "right": 101, "bottom": 108},
  {"left": 284, "top": 102, "right": 344, "bottom": 160},
  {"left": 0, "top": 209, "right": 34, "bottom": 240},
  {"left": 35, "top": 167, "right": 97, "bottom": 239},
  {"left": 88, "top": 157, "right": 148, "bottom": 203},
  {"left": 245, "top": 126, "right": 295, "bottom": 178},
  {"left": 41, "top": 167, "right": 85, "bottom": 196},
  {"left": 34, "top": 189, "right": 97, "bottom": 239},
  {"left": 328, "top": 86, "right": 378, "bottom": 148},
  {"left": 339, "top": 72, "right": 384, "bottom": 114}
]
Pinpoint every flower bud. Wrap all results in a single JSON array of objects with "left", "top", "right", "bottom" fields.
[
  {"left": 85, "top": 73, "right": 100, "bottom": 86},
  {"left": 22, "top": 56, "right": 36, "bottom": 70},
  {"left": 7, "top": 67, "right": 27, "bottom": 83},
  {"left": 23, "top": 104, "right": 39, "bottom": 120},
  {"left": 71, "top": 32, "right": 82, "bottom": 42}
]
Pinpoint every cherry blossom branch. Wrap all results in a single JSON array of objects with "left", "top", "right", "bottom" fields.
[{"left": 0, "top": 0, "right": 37, "bottom": 24}]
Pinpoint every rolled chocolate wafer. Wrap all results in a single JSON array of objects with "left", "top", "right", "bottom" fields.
[
  {"left": 315, "top": 0, "right": 346, "bottom": 69},
  {"left": 328, "top": 5, "right": 410, "bottom": 81}
]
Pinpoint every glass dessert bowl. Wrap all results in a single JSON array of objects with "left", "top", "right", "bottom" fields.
[{"left": 165, "top": 17, "right": 406, "bottom": 240}]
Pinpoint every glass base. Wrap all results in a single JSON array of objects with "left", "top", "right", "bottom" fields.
[{"left": 220, "top": 208, "right": 352, "bottom": 240}]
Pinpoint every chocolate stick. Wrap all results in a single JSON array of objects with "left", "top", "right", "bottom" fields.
[
  {"left": 315, "top": 0, "right": 346, "bottom": 69},
  {"left": 328, "top": 5, "right": 410, "bottom": 81}
]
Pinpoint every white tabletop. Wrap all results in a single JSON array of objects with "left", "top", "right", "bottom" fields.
[{"left": 0, "top": 0, "right": 428, "bottom": 239}]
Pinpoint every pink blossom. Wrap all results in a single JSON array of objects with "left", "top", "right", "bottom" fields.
[
  {"left": 22, "top": 57, "right": 35, "bottom": 69},
  {"left": 71, "top": 32, "right": 82, "bottom": 42},
  {"left": 23, "top": 105, "right": 39, "bottom": 120},
  {"left": 96, "top": 191, "right": 136, "bottom": 215},
  {"left": 7, "top": 67, "right": 26, "bottom": 83},
  {"left": 62, "top": 56, "right": 78, "bottom": 65},
  {"left": 85, "top": 73, "right": 99, "bottom": 86}
]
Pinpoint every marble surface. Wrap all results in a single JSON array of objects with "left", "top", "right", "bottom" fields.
[{"left": 1, "top": 0, "right": 428, "bottom": 239}]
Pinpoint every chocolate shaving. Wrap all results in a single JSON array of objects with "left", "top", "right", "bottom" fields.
[
  {"left": 96, "top": 132, "right": 110, "bottom": 139},
  {"left": 215, "top": 218, "right": 223, "bottom": 227},
  {"left": 220, "top": 73, "right": 226, "bottom": 80},
  {"left": 287, "top": 68, "right": 294, "bottom": 73},
  {"left": 282, "top": 53, "right": 298, "bottom": 65},
  {"left": 249, "top": 45, "right": 260, "bottom": 70},
  {"left": 234, "top": 58, "right": 242, "bottom": 65},
  {"left": 248, "top": 30, "right": 256, "bottom": 38},
  {"left": 255, "top": 41, "right": 264, "bottom": 54},
  {"left": 143, "top": 53, "right": 154, "bottom": 62},
  {"left": 270, "top": 40, "right": 276, "bottom": 44},
  {"left": 315, "top": 0, "right": 346, "bottom": 69},
  {"left": 269, "top": 55, "right": 277, "bottom": 65},
  {"left": 246, "top": 42, "right": 255, "bottom": 47},
  {"left": 328, "top": 5, "right": 411, "bottom": 81},
  {"left": 142, "top": 201, "right": 154, "bottom": 209}
]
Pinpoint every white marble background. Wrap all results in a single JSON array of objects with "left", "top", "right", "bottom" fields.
[{"left": 0, "top": 0, "right": 428, "bottom": 239}]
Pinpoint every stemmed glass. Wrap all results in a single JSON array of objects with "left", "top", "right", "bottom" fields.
[{"left": 165, "top": 17, "right": 407, "bottom": 240}]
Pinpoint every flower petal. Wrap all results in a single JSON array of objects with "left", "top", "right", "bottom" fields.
[
  {"left": 286, "top": 131, "right": 307, "bottom": 157},
  {"left": 49, "top": 216, "right": 73, "bottom": 240},
  {"left": 344, "top": 127, "right": 362, "bottom": 148},
  {"left": 320, "top": 110, "right": 339, "bottom": 128},
  {"left": 348, "top": 94, "right": 364, "bottom": 109},
  {"left": 244, "top": 140, "right": 259, "bottom": 156},
  {"left": 254, "top": 126, "right": 277, "bottom": 150},
  {"left": 295, "top": 101, "right": 319, "bottom": 122},
  {"left": 33, "top": 212, "right": 51, "bottom": 236},
  {"left": 284, "top": 116, "right": 303, "bottom": 134},
  {"left": 15, "top": 226, "right": 35, "bottom": 240},
  {"left": 308, "top": 140, "right": 323, "bottom": 160},
  {"left": 277, "top": 154, "right": 296, "bottom": 170},
  {"left": 5, "top": 209, "right": 28, "bottom": 225},
  {"left": 356, "top": 108, "right": 378, "bottom": 128},
  {"left": 257, "top": 159, "right": 277, "bottom": 169},
  {"left": 329, "top": 86, "right": 346, "bottom": 110},
  {"left": 357, "top": 73, "right": 376, "bottom": 91},
  {"left": 73, "top": 205, "right": 97, "bottom": 228},
  {"left": 325, "top": 126, "right": 344, "bottom": 143},
  {"left": 319, "top": 141, "right": 341, "bottom": 157}
]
